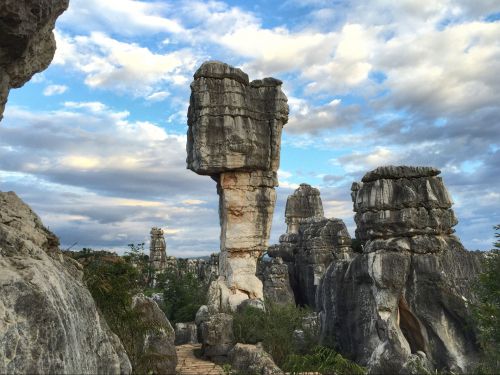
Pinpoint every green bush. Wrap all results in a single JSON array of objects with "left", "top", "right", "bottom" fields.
[
  {"left": 160, "top": 268, "right": 208, "bottom": 323},
  {"left": 232, "top": 302, "right": 363, "bottom": 374},
  {"left": 283, "top": 346, "right": 366, "bottom": 375},
  {"left": 472, "top": 225, "right": 500, "bottom": 374},
  {"left": 233, "top": 303, "right": 312, "bottom": 366}
]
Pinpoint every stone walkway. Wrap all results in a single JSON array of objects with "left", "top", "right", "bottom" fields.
[{"left": 176, "top": 344, "right": 224, "bottom": 375}]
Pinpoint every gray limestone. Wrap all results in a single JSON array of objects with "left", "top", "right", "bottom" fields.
[
  {"left": 0, "top": 191, "right": 131, "bottom": 374},
  {"left": 131, "top": 293, "right": 177, "bottom": 374},
  {"left": 228, "top": 344, "right": 284, "bottom": 375},
  {"left": 174, "top": 322, "right": 198, "bottom": 345},
  {"left": 285, "top": 183, "right": 324, "bottom": 233},
  {"left": 317, "top": 166, "right": 484, "bottom": 374},
  {"left": 150, "top": 227, "right": 167, "bottom": 272},
  {"left": 0, "top": 0, "right": 69, "bottom": 121},
  {"left": 186, "top": 61, "right": 288, "bottom": 310}
]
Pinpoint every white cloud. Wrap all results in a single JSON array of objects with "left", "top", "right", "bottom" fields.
[
  {"left": 43, "top": 84, "right": 68, "bottom": 96},
  {"left": 58, "top": 0, "right": 185, "bottom": 36},
  {"left": 146, "top": 91, "right": 170, "bottom": 102},
  {"left": 54, "top": 31, "right": 198, "bottom": 97}
]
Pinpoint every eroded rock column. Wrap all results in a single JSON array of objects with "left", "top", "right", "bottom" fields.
[
  {"left": 318, "top": 166, "right": 483, "bottom": 374},
  {"left": 187, "top": 61, "right": 288, "bottom": 311}
]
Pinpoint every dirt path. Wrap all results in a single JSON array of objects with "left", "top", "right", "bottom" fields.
[{"left": 176, "top": 344, "right": 224, "bottom": 375}]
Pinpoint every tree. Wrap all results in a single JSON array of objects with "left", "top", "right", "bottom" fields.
[
  {"left": 161, "top": 267, "right": 208, "bottom": 323},
  {"left": 473, "top": 225, "right": 500, "bottom": 373}
]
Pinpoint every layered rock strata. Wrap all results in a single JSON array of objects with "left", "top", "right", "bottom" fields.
[
  {"left": 0, "top": 192, "right": 131, "bottom": 374},
  {"left": 150, "top": 227, "right": 167, "bottom": 271},
  {"left": 265, "top": 183, "right": 352, "bottom": 308},
  {"left": 187, "top": 61, "right": 288, "bottom": 310},
  {"left": 285, "top": 183, "right": 324, "bottom": 233},
  {"left": 318, "top": 166, "right": 483, "bottom": 374},
  {"left": 0, "top": 0, "right": 69, "bottom": 121}
]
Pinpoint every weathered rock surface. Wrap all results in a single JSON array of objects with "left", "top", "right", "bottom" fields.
[
  {"left": 0, "top": 191, "right": 132, "bottom": 374},
  {"left": 187, "top": 61, "right": 288, "bottom": 311},
  {"left": 200, "top": 313, "right": 235, "bottom": 363},
  {"left": 285, "top": 183, "right": 324, "bottom": 233},
  {"left": 318, "top": 166, "right": 483, "bottom": 374},
  {"left": 150, "top": 227, "right": 167, "bottom": 272},
  {"left": 0, "top": 0, "right": 69, "bottom": 121},
  {"left": 228, "top": 344, "right": 284, "bottom": 375},
  {"left": 175, "top": 322, "right": 198, "bottom": 345},
  {"left": 258, "top": 257, "right": 295, "bottom": 305},
  {"left": 265, "top": 184, "right": 352, "bottom": 308},
  {"left": 187, "top": 61, "right": 288, "bottom": 175},
  {"left": 131, "top": 293, "right": 177, "bottom": 374}
]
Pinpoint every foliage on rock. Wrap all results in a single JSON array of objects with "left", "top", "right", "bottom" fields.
[
  {"left": 232, "top": 302, "right": 363, "bottom": 374},
  {"left": 472, "top": 225, "right": 500, "bottom": 374}
]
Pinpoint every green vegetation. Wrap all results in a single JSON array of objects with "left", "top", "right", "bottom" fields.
[
  {"left": 283, "top": 346, "right": 366, "bottom": 375},
  {"left": 157, "top": 267, "right": 208, "bottom": 323},
  {"left": 232, "top": 303, "right": 365, "bottom": 374},
  {"left": 67, "top": 246, "right": 167, "bottom": 372},
  {"left": 472, "top": 225, "right": 500, "bottom": 374}
]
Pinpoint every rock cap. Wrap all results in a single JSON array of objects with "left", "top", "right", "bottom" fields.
[
  {"left": 193, "top": 60, "right": 249, "bottom": 85},
  {"left": 361, "top": 166, "right": 441, "bottom": 183}
]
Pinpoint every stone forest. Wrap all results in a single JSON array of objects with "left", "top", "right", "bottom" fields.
[{"left": 0, "top": 1, "right": 498, "bottom": 375}]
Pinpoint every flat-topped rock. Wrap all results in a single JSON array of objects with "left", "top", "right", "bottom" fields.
[
  {"left": 193, "top": 60, "right": 249, "bottom": 85},
  {"left": 187, "top": 61, "right": 288, "bottom": 175},
  {"left": 361, "top": 165, "right": 441, "bottom": 182}
]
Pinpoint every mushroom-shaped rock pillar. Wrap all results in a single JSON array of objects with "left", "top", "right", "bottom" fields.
[{"left": 186, "top": 61, "right": 288, "bottom": 311}]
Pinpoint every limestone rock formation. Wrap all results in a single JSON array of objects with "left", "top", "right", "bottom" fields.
[
  {"left": 166, "top": 253, "right": 219, "bottom": 283},
  {"left": 228, "top": 344, "right": 284, "bottom": 375},
  {"left": 150, "top": 227, "right": 167, "bottom": 271},
  {"left": 317, "top": 166, "right": 483, "bottom": 374},
  {"left": 200, "top": 313, "right": 235, "bottom": 363},
  {"left": 186, "top": 61, "right": 288, "bottom": 310},
  {"left": 265, "top": 183, "right": 352, "bottom": 308},
  {"left": 257, "top": 257, "right": 295, "bottom": 305},
  {"left": 285, "top": 183, "right": 324, "bottom": 233},
  {"left": 131, "top": 294, "right": 177, "bottom": 374},
  {"left": 0, "top": 191, "right": 132, "bottom": 374},
  {"left": 174, "top": 322, "right": 198, "bottom": 345},
  {"left": 0, "top": 0, "right": 69, "bottom": 121}
]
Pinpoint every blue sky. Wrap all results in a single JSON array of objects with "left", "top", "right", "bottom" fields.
[{"left": 1, "top": 0, "right": 499, "bottom": 256}]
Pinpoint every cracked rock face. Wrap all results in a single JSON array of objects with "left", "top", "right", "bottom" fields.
[
  {"left": 266, "top": 184, "right": 352, "bottom": 308},
  {"left": 187, "top": 61, "right": 288, "bottom": 311},
  {"left": 285, "top": 183, "right": 324, "bottom": 234},
  {"left": 0, "top": 191, "right": 131, "bottom": 374},
  {"left": 0, "top": 0, "right": 69, "bottom": 121},
  {"left": 318, "top": 166, "right": 483, "bottom": 374}
]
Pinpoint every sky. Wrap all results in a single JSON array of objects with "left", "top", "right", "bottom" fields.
[{"left": 1, "top": 0, "right": 499, "bottom": 256}]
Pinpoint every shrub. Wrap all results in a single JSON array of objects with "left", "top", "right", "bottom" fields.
[
  {"left": 160, "top": 268, "right": 209, "bottom": 323},
  {"left": 232, "top": 302, "right": 361, "bottom": 374},
  {"left": 283, "top": 346, "right": 366, "bottom": 375},
  {"left": 472, "top": 225, "right": 500, "bottom": 374}
]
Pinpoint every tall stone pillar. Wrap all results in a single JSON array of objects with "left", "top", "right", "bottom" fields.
[
  {"left": 186, "top": 61, "right": 288, "bottom": 311},
  {"left": 149, "top": 227, "right": 167, "bottom": 272}
]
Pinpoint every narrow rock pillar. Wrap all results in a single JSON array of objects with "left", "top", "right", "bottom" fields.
[{"left": 186, "top": 61, "right": 288, "bottom": 310}]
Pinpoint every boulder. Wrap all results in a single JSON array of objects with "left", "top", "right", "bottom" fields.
[
  {"left": 228, "top": 343, "right": 284, "bottom": 375},
  {"left": 186, "top": 61, "right": 288, "bottom": 311},
  {"left": 0, "top": 0, "right": 69, "bottom": 120},
  {"left": 131, "top": 293, "right": 177, "bottom": 374},
  {"left": 0, "top": 191, "right": 131, "bottom": 374},
  {"left": 200, "top": 313, "right": 235, "bottom": 363},
  {"left": 318, "top": 166, "right": 484, "bottom": 374},
  {"left": 174, "top": 322, "right": 198, "bottom": 345},
  {"left": 258, "top": 257, "right": 295, "bottom": 305}
]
